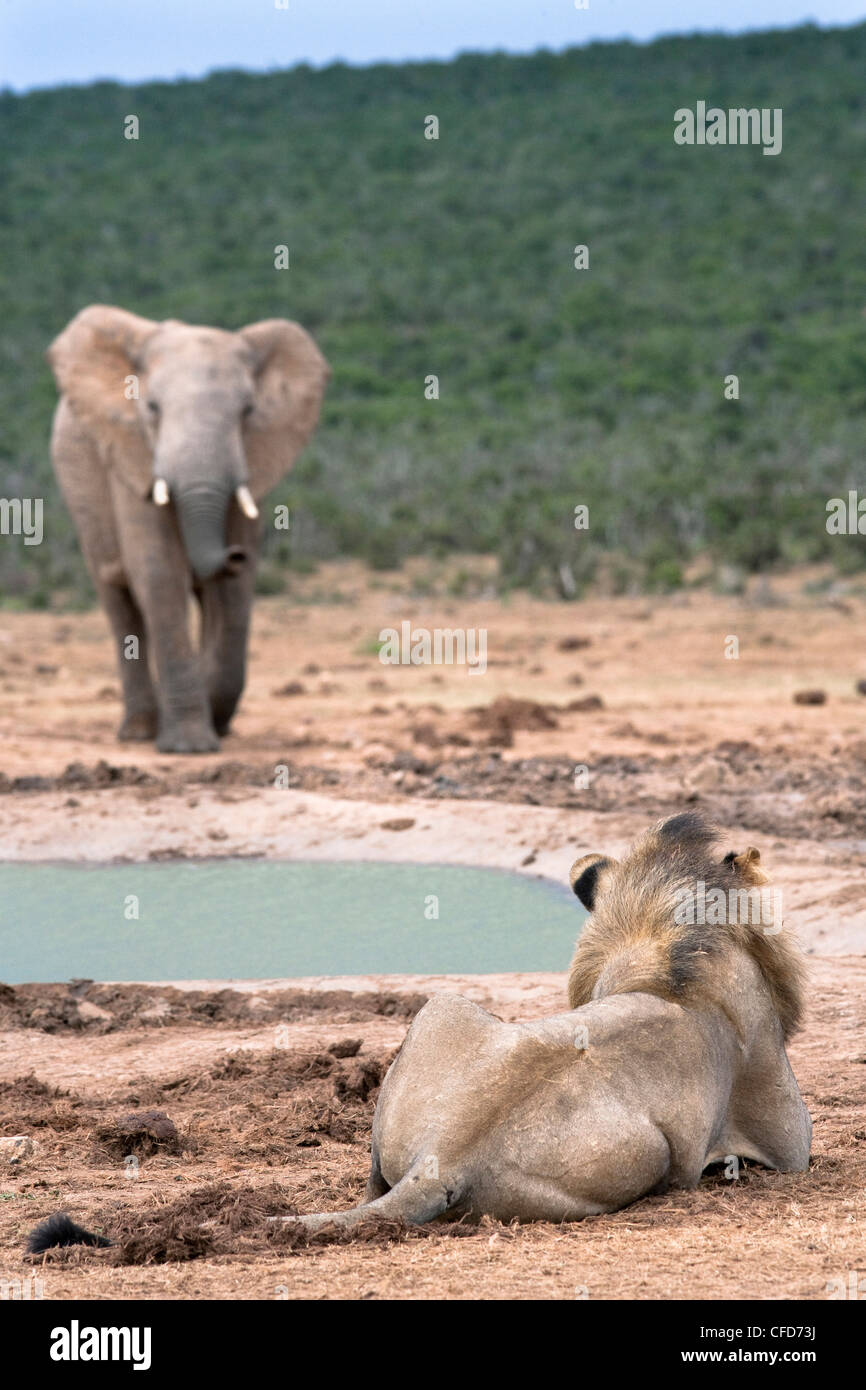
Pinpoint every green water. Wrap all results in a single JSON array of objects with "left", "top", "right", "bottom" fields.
[{"left": 0, "top": 860, "right": 585, "bottom": 983}]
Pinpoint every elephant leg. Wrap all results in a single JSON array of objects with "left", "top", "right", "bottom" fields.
[
  {"left": 199, "top": 547, "right": 257, "bottom": 737},
  {"left": 112, "top": 481, "right": 218, "bottom": 754},
  {"left": 99, "top": 579, "right": 158, "bottom": 741},
  {"left": 50, "top": 401, "right": 159, "bottom": 740},
  {"left": 143, "top": 582, "right": 219, "bottom": 754}
]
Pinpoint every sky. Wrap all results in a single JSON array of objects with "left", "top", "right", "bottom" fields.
[{"left": 2, "top": 0, "right": 864, "bottom": 92}]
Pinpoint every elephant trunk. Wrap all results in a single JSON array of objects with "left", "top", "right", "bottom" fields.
[{"left": 174, "top": 482, "right": 247, "bottom": 582}]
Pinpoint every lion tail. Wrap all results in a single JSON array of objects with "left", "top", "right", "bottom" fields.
[{"left": 282, "top": 1161, "right": 456, "bottom": 1235}]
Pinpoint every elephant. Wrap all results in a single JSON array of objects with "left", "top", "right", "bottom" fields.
[{"left": 47, "top": 305, "right": 329, "bottom": 752}]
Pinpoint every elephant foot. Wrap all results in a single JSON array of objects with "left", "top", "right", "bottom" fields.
[
  {"left": 156, "top": 719, "right": 219, "bottom": 754},
  {"left": 210, "top": 696, "right": 240, "bottom": 738},
  {"left": 118, "top": 711, "right": 159, "bottom": 742}
]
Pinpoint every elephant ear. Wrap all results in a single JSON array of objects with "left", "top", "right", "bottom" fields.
[
  {"left": 239, "top": 319, "right": 330, "bottom": 498},
  {"left": 47, "top": 305, "right": 160, "bottom": 499}
]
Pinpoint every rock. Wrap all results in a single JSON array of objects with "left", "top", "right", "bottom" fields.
[
  {"left": 473, "top": 696, "right": 559, "bottom": 733},
  {"left": 793, "top": 689, "right": 827, "bottom": 705},
  {"left": 815, "top": 793, "right": 855, "bottom": 820},
  {"left": 12, "top": 776, "right": 51, "bottom": 792},
  {"left": 411, "top": 723, "right": 442, "bottom": 748},
  {"left": 433, "top": 775, "right": 461, "bottom": 792},
  {"left": 380, "top": 818, "right": 416, "bottom": 832},
  {"left": 565, "top": 695, "right": 604, "bottom": 712},
  {"left": 0, "top": 1135, "right": 39, "bottom": 1165},
  {"left": 328, "top": 1038, "right": 363, "bottom": 1058},
  {"left": 115, "top": 1110, "right": 179, "bottom": 1144},
  {"left": 389, "top": 751, "right": 432, "bottom": 775},
  {"left": 77, "top": 1000, "right": 112, "bottom": 1023},
  {"left": 361, "top": 743, "right": 393, "bottom": 765},
  {"left": 468, "top": 696, "right": 560, "bottom": 747},
  {"left": 684, "top": 757, "right": 732, "bottom": 794},
  {"left": 138, "top": 997, "right": 172, "bottom": 1023},
  {"left": 93, "top": 1109, "right": 182, "bottom": 1159}
]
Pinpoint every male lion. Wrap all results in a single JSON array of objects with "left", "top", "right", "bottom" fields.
[{"left": 286, "top": 811, "right": 811, "bottom": 1232}]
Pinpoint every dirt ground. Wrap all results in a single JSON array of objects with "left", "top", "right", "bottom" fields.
[{"left": 1, "top": 560, "right": 865, "bottom": 1299}]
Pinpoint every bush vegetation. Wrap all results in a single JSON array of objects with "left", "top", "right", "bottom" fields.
[{"left": 1, "top": 24, "right": 865, "bottom": 603}]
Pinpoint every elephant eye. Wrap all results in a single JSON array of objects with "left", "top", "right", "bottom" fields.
[
  {"left": 241, "top": 403, "right": 254, "bottom": 419},
  {"left": 146, "top": 400, "right": 159, "bottom": 415}
]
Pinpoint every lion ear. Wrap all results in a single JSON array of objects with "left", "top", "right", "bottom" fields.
[
  {"left": 569, "top": 854, "right": 617, "bottom": 910},
  {"left": 239, "top": 319, "right": 330, "bottom": 498},
  {"left": 47, "top": 305, "right": 159, "bottom": 499},
  {"left": 722, "top": 846, "right": 768, "bottom": 885}
]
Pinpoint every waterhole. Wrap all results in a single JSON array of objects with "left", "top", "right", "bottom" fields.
[{"left": 0, "top": 860, "right": 585, "bottom": 983}]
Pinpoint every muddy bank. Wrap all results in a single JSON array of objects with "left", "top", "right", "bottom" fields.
[
  {"left": 4, "top": 732, "right": 866, "bottom": 840},
  {"left": 0, "top": 980, "right": 426, "bottom": 1034}
]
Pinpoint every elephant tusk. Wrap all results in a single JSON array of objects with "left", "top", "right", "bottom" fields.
[
  {"left": 235, "top": 485, "right": 259, "bottom": 519},
  {"left": 152, "top": 478, "right": 170, "bottom": 506}
]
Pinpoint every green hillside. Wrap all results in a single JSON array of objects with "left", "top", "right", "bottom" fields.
[{"left": 1, "top": 24, "right": 865, "bottom": 604}]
